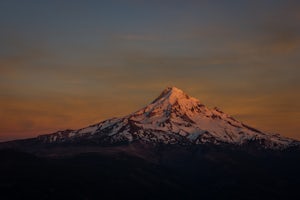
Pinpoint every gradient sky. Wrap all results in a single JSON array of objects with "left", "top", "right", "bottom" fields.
[{"left": 0, "top": 0, "right": 299, "bottom": 141}]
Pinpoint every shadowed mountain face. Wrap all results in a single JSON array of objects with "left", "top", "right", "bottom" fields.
[{"left": 1, "top": 87, "right": 300, "bottom": 200}]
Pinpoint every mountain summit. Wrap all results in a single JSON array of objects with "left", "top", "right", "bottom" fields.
[
  {"left": 37, "top": 87, "right": 297, "bottom": 149},
  {"left": 1, "top": 87, "right": 299, "bottom": 200}
]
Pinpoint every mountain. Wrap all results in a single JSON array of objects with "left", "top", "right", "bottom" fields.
[
  {"left": 35, "top": 87, "right": 298, "bottom": 149},
  {"left": 1, "top": 87, "right": 300, "bottom": 200}
]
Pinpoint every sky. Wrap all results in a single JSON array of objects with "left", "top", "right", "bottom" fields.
[{"left": 0, "top": 0, "right": 299, "bottom": 141}]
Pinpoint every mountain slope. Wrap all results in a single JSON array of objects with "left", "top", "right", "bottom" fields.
[
  {"left": 36, "top": 87, "right": 298, "bottom": 149},
  {"left": 1, "top": 87, "right": 299, "bottom": 200}
]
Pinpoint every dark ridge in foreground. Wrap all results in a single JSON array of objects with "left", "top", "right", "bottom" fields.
[{"left": 0, "top": 145, "right": 300, "bottom": 200}]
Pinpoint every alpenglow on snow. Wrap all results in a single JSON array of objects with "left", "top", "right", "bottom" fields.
[{"left": 38, "top": 87, "right": 298, "bottom": 149}]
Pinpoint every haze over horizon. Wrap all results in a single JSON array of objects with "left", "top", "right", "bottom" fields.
[{"left": 0, "top": 0, "right": 299, "bottom": 141}]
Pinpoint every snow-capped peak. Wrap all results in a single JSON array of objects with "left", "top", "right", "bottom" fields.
[
  {"left": 37, "top": 87, "right": 299, "bottom": 149},
  {"left": 152, "top": 86, "right": 199, "bottom": 105},
  {"left": 129, "top": 87, "right": 207, "bottom": 127}
]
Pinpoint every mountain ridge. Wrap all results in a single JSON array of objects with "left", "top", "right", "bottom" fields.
[{"left": 31, "top": 87, "right": 298, "bottom": 150}]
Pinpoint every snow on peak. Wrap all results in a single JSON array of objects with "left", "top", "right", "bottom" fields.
[
  {"left": 162, "top": 86, "right": 185, "bottom": 97},
  {"left": 151, "top": 86, "right": 200, "bottom": 106},
  {"left": 37, "top": 86, "right": 298, "bottom": 149},
  {"left": 131, "top": 87, "right": 204, "bottom": 122}
]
